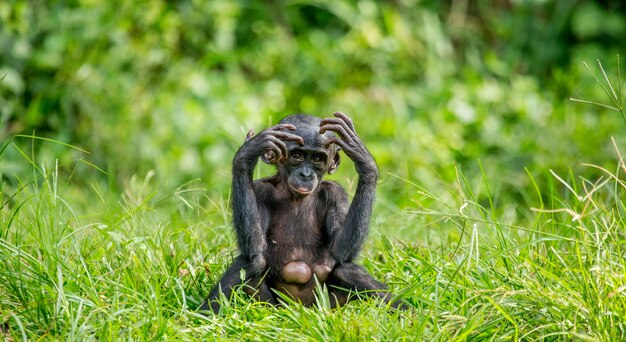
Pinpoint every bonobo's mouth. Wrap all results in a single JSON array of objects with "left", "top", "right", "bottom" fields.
[
  {"left": 291, "top": 186, "right": 313, "bottom": 196},
  {"left": 288, "top": 177, "right": 318, "bottom": 197},
  {"left": 288, "top": 181, "right": 316, "bottom": 197}
]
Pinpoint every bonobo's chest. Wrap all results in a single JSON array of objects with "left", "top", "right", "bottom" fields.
[
  {"left": 266, "top": 199, "right": 326, "bottom": 248},
  {"left": 262, "top": 191, "right": 335, "bottom": 268}
]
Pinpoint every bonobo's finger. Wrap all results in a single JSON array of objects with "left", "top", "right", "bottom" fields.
[
  {"left": 270, "top": 123, "right": 303, "bottom": 144},
  {"left": 323, "top": 136, "right": 348, "bottom": 152},
  {"left": 266, "top": 136, "right": 289, "bottom": 160},
  {"left": 263, "top": 150, "right": 277, "bottom": 163},
  {"left": 245, "top": 129, "right": 255, "bottom": 142},
  {"left": 332, "top": 112, "right": 355, "bottom": 131},
  {"left": 272, "top": 123, "right": 297, "bottom": 131},
  {"left": 269, "top": 131, "right": 304, "bottom": 145},
  {"left": 320, "top": 118, "right": 352, "bottom": 137},
  {"left": 263, "top": 142, "right": 282, "bottom": 164},
  {"left": 319, "top": 123, "right": 352, "bottom": 142},
  {"left": 320, "top": 118, "right": 356, "bottom": 139}
]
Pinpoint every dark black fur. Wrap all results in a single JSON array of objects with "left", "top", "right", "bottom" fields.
[{"left": 200, "top": 113, "right": 397, "bottom": 313}]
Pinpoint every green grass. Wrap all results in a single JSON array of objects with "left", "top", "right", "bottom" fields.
[{"left": 2, "top": 138, "right": 626, "bottom": 341}]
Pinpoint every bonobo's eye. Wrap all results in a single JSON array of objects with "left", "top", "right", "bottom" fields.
[
  {"left": 312, "top": 154, "right": 325, "bottom": 163},
  {"left": 290, "top": 152, "right": 304, "bottom": 161}
]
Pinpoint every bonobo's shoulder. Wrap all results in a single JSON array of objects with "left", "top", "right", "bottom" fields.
[
  {"left": 319, "top": 180, "right": 343, "bottom": 190},
  {"left": 319, "top": 180, "right": 348, "bottom": 199},
  {"left": 253, "top": 176, "right": 279, "bottom": 192}
]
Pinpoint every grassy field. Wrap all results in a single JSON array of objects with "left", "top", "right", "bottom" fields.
[
  {"left": 2, "top": 1, "right": 626, "bottom": 340},
  {"left": 2, "top": 130, "right": 626, "bottom": 340}
]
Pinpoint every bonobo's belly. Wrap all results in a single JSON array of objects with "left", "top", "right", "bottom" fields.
[{"left": 275, "top": 261, "right": 333, "bottom": 305}]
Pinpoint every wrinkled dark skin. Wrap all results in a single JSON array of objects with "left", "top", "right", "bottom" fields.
[{"left": 200, "top": 112, "right": 402, "bottom": 313}]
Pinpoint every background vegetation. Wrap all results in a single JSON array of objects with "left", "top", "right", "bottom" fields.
[{"left": 1, "top": 0, "right": 626, "bottom": 340}]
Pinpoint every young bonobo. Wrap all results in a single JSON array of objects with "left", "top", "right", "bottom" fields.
[{"left": 201, "top": 112, "right": 398, "bottom": 313}]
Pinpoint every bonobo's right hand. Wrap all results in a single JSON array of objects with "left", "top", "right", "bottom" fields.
[{"left": 233, "top": 124, "right": 304, "bottom": 171}]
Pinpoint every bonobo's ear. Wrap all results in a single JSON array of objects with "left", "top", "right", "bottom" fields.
[{"left": 327, "top": 148, "right": 340, "bottom": 174}]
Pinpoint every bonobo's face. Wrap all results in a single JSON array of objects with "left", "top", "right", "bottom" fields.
[
  {"left": 278, "top": 114, "right": 338, "bottom": 198},
  {"left": 283, "top": 141, "right": 328, "bottom": 197}
]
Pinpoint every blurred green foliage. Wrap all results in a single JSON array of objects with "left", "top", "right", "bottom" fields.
[
  {"left": 1, "top": 0, "right": 625, "bottom": 211},
  {"left": 2, "top": 2, "right": 626, "bottom": 338}
]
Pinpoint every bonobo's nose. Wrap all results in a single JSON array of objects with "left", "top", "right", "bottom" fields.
[{"left": 299, "top": 168, "right": 313, "bottom": 180}]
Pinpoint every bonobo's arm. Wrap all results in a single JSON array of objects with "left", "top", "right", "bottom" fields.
[
  {"left": 320, "top": 112, "right": 378, "bottom": 264},
  {"left": 231, "top": 124, "right": 303, "bottom": 274}
]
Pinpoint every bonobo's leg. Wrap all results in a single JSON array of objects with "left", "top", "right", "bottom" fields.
[
  {"left": 326, "top": 262, "right": 397, "bottom": 308},
  {"left": 200, "top": 256, "right": 274, "bottom": 314}
]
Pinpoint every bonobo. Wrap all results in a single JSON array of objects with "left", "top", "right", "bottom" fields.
[{"left": 201, "top": 112, "right": 398, "bottom": 313}]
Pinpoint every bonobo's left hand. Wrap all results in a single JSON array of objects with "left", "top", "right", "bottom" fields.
[{"left": 319, "top": 112, "right": 378, "bottom": 181}]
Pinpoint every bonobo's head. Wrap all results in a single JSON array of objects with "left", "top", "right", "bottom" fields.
[{"left": 264, "top": 114, "right": 340, "bottom": 198}]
